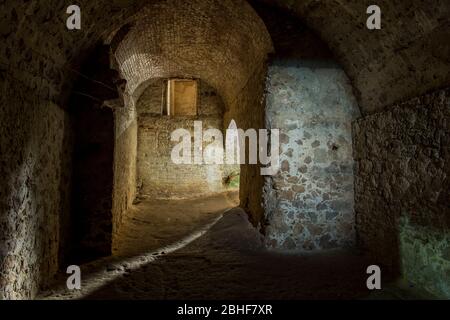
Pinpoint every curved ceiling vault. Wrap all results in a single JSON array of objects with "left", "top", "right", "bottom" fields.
[
  {"left": 111, "top": 0, "right": 273, "bottom": 109},
  {"left": 3, "top": 0, "right": 449, "bottom": 114},
  {"left": 256, "top": 0, "right": 450, "bottom": 114}
]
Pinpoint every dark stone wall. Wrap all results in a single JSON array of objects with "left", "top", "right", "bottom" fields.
[
  {"left": 0, "top": 75, "right": 73, "bottom": 299},
  {"left": 354, "top": 87, "right": 450, "bottom": 298},
  {"left": 68, "top": 45, "right": 119, "bottom": 263},
  {"left": 249, "top": 0, "right": 333, "bottom": 61},
  {"left": 70, "top": 105, "right": 114, "bottom": 263},
  {"left": 256, "top": 0, "right": 450, "bottom": 114}
]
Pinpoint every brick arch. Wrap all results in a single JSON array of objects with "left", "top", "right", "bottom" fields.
[{"left": 112, "top": 0, "right": 273, "bottom": 110}]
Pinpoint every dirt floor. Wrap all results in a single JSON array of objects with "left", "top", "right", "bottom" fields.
[
  {"left": 112, "top": 192, "right": 240, "bottom": 257},
  {"left": 38, "top": 192, "right": 431, "bottom": 300}
]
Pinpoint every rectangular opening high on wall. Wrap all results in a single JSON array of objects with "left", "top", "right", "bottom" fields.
[{"left": 166, "top": 79, "right": 198, "bottom": 116}]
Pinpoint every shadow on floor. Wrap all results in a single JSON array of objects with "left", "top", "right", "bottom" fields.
[
  {"left": 82, "top": 209, "right": 385, "bottom": 300},
  {"left": 40, "top": 195, "right": 426, "bottom": 300}
]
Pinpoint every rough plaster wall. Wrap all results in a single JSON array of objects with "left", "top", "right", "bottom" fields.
[
  {"left": 264, "top": 60, "right": 360, "bottom": 251},
  {"left": 224, "top": 64, "right": 268, "bottom": 229},
  {"left": 112, "top": 105, "right": 137, "bottom": 242},
  {"left": 0, "top": 77, "right": 72, "bottom": 299},
  {"left": 136, "top": 80, "right": 237, "bottom": 199},
  {"left": 354, "top": 87, "right": 450, "bottom": 298},
  {"left": 0, "top": 0, "right": 147, "bottom": 299}
]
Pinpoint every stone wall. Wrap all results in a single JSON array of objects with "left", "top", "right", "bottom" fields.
[
  {"left": 136, "top": 80, "right": 238, "bottom": 199},
  {"left": 223, "top": 64, "right": 268, "bottom": 229},
  {"left": 354, "top": 87, "right": 450, "bottom": 298},
  {"left": 263, "top": 60, "right": 360, "bottom": 251},
  {"left": 0, "top": 76, "right": 72, "bottom": 299},
  {"left": 112, "top": 104, "right": 138, "bottom": 243}
]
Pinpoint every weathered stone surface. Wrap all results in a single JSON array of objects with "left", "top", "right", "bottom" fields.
[
  {"left": 354, "top": 87, "right": 450, "bottom": 299},
  {"left": 264, "top": 59, "right": 360, "bottom": 251},
  {"left": 0, "top": 77, "right": 72, "bottom": 299}
]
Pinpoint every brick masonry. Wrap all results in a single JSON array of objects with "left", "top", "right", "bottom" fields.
[{"left": 136, "top": 79, "right": 239, "bottom": 199}]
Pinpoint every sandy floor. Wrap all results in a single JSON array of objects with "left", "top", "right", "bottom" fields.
[
  {"left": 113, "top": 191, "right": 240, "bottom": 257},
  {"left": 38, "top": 192, "right": 429, "bottom": 300}
]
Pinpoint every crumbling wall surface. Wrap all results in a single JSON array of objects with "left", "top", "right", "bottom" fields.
[
  {"left": 354, "top": 88, "right": 450, "bottom": 298},
  {"left": 263, "top": 60, "right": 360, "bottom": 251},
  {"left": 0, "top": 77, "right": 72, "bottom": 299},
  {"left": 0, "top": 0, "right": 146, "bottom": 299},
  {"left": 137, "top": 117, "right": 225, "bottom": 198}
]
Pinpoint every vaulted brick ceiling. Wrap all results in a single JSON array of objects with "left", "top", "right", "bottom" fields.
[
  {"left": 112, "top": 0, "right": 272, "bottom": 108},
  {"left": 3, "top": 0, "right": 449, "bottom": 113}
]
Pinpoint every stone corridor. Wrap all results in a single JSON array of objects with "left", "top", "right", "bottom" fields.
[{"left": 1, "top": 0, "right": 449, "bottom": 301}]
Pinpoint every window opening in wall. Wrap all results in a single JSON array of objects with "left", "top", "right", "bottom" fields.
[{"left": 165, "top": 79, "right": 198, "bottom": 116}]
